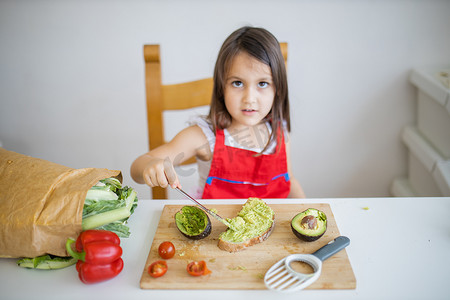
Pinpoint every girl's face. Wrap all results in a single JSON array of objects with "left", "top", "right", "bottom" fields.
[{"left": 224, "top": 51, "right": 275, "bottom": 131}]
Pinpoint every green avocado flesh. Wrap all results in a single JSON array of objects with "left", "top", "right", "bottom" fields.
[
  {"left": 219, "top": 198, "right": 274, "bottom": 243},
  {"left": 291, "top": 208, "right": 327, "bottom": 241},
  {"left": 175, "top": 206, "right": 210, "bottom": 237}
]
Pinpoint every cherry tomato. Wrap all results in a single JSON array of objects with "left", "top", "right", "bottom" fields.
[
  {"left": 186, "top": 261, "right": 212, "bottom": 276},
  {"left": 158, "top": 241, "right": 175, "bottom": 259},
  {"left": 148, "top": 260, "right": 168, "bottom": 278}
]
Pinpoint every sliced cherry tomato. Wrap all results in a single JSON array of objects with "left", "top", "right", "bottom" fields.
[
  {"left": 148, "top": 260, "right": 168, "bottom": 278},
  {"left": 158, "top": 241, "right": 175, "bottom": 259},
  {"left": 186, "top": 261, "right": 212, "bottom": 276}
]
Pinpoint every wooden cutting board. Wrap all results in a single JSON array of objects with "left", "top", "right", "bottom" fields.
[{"left": 140, "top": 203, "right": 356, "bottom": 290}]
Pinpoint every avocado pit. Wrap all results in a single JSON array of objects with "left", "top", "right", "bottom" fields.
[{"left": 301, "top": 215, "right": 317, "bottom": 230}]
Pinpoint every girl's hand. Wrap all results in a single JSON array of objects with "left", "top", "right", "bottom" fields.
[
  {"left": 130, "top": 125, "right": 208, "bottom": 188},
  {"left": 142, "top": 157, "right": 181, "bottom": 189}
]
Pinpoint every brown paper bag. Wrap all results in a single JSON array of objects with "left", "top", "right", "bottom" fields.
[{"left": 0, "top": 148, "right": 122, "bottom": 258}]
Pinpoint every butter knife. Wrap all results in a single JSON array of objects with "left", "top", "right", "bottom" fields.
[{"left": 175, "top": 187, "right": 234, "bottom": 229}]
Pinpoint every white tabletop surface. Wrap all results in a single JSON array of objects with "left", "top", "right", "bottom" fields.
[{"left": 1, "top": 197, "right": 449, "bottom": 300}]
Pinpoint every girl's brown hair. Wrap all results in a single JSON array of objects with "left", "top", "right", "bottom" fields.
[{"left": 208, "top": 26, "right": 290, "bottom": 152}]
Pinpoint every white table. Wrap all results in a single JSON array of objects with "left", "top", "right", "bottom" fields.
[{"left": 1, "top": 197, "right": 449, "bottom": 300}]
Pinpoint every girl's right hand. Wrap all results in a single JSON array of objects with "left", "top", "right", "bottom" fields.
[{"left": 142, "top": 157, "right": 181, "bottom": 189}]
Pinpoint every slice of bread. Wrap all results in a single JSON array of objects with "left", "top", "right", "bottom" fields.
[{"left": 218, "top": 198, "right": 275, "bottom": 252}]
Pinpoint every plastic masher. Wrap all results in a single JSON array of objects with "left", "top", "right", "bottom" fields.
[{"left": 264, "top": 236, "right": 350, "bottom": 293}]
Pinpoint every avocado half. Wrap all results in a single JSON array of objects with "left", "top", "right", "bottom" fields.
[
  {"left": 175, "top": 206, "right": 212, "bottom": 240},
  {"left": 291, "top": 208, "right": 327, "bottom": 242}
]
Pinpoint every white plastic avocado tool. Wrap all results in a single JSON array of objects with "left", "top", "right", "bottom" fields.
[{"left": 264, "top": 236, "right": 350, "bottom": 293}]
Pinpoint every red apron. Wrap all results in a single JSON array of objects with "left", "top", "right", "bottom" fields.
[{"left": 201, "top": 128, "right": 290, "bottom": 199}]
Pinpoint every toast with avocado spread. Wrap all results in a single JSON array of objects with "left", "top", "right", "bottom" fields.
[{"left": 218, "top": 198, "right": 275, "bottom": 252}]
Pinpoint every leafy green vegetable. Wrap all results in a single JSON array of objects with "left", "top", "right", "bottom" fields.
[
  {"left": 81, "top": 178, "right": 138, "bottom": 238},
  {"left": 17, "top": 255, "right": 77, "bottom": 269},
  {"left": 85, "top": 189, "right": 118, "bottom": 201}
]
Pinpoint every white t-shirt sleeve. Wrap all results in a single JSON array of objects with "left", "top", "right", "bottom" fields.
[{"left": 188, "top": 115, "right": 215, "bottom": 153}]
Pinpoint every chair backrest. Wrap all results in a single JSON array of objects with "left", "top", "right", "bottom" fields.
[{"left": 143, "top": 43, "right": 288, "bottom": 199}]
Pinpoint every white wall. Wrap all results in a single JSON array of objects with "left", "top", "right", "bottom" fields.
[{"left": 1, "top": 0, "right": 449, "bottom": 199}]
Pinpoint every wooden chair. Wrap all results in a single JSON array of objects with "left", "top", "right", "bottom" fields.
[{"left": 143, "top": 43, "right": 288, "bottom": 199}]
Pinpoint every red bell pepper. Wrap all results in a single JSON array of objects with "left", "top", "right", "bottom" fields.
[
  {"left": 66, "top": 239, "right": 122, "bottom": 264},
  {"left": 76, "top": 258, "right": 124, "bottom": 284},
  {"left": 66, "top": 230, "right": 124, "bottom": 284},
  {"left": 75, "top": 229, "right": 120, "bottom": 252}
]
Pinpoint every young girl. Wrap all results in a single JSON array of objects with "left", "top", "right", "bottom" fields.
[{"left": 131, "top": 26, "right": 305, "bottom": 199}]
